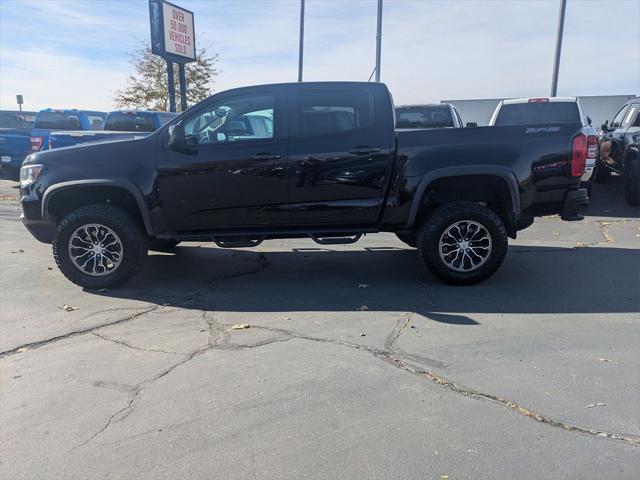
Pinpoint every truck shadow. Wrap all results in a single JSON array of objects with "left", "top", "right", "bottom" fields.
[
  {"left": 95, "top": 243, "right": 639, "bottom": 322},
  {"left": 585, "top": 176, "right": 639, "bottom": 219}
]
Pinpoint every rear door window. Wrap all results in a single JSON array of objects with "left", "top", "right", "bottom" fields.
[
  {"left": 493, "top": 102, "right": 580, "bottom": 126},
  {"left": 35, "top": 112, "right": 83, "bottom": 130},
  {"left": 296, "top": 89, "right": 373, "bottom": 137}
]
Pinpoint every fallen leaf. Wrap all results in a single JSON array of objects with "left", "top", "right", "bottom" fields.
[
  {"left": 360, "top": 332, "right": 366, "bottom": 337},
  {"left": 357, "top": 284, "right": 370, "bottom": 289},
  {"left": 11, "top": 249, "right": 24, "bottom": 254},
  {"left": 585, "top": 403, "right": 606, "bottom": 408},
  {"left": 47, "top": 267, "right": 53, "bottom": 271},
  {"left": 357, "top": 305, "right": 369, "bottom": 311},
  {"left": 17, "top": 347, "right": 28, "bottom": 353},
  {"left": 62, "top": 304, "right": 78, "bottom": 312},
  {"left": 231, "top": 323, "right": 250, "bottom": 330},
  {"left": 552, "top": 232, "right": 560, "bottom": 236},
  {"left": 283, "top": 316, "right": 291, "bottom": 320},
  {"left": 597, "top": 357, "right": 614, "bottom": 363}
]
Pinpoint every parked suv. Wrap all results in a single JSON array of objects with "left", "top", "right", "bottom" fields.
[
  {"left": 395, "top": 104, "right": 462, "bottom": 129},
  {"left": 595, "top": 100, "right": 640, "bottom": 205},
  {"left": 490, "top": 97, "right": 598, "bottom": 192}
]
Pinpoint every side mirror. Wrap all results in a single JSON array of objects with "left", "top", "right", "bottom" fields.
[
  {"left": 167, "top": 121, "right": 184, "bottom": 149},
  {"left": 466, "top": 122, "right": 478, "bottom": 128}
]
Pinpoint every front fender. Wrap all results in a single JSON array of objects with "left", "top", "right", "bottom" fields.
[{"left": 41, "top": 178, "right": 154, "bottom": 235}]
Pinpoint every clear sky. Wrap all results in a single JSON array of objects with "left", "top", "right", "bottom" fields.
[{"left": 1, "top": 0, "right": 638, "bottom": 112}]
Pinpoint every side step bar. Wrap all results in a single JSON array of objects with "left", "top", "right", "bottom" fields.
[{"left": 309, "top": 233, "right": 362, "bottom": 245}]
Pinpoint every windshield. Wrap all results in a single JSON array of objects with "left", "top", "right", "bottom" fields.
[
  {"left": 35, "top": 112, "right": 83, "bottom": 130},
  {"left": 104, "top": 113, "right": 157, "bottom": 132},
  {"left": 395, "top": 106, "right": 454, "bottom": 128},
  {"left": 494, "top": 102, "right": 580, "bottom": 125}
]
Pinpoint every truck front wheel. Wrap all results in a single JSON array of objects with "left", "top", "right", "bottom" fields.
[
  {"left": 53, "top": 204, "right": 148, "bottom": 289},
  {"left": 417, "top": 202, "right": 508, "bottom": 285}
]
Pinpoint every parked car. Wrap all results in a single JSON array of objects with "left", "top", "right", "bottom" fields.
[
  {"left": 595, "top": 100, "right": 640, "bottom": 205},
  {"left": 395, "top": 104, "right": 462, "bottom": 129},
  {"left": 490, "top": 97, "right": 598, "bottom": 194},
  {"left": 30, "top": 109, "right": 106, "bottom": 153},
  {"left": 19, "top": 82, "right": 589, "bottom": 289},
  {"left": 0, "top": 111, "right": 34, "bottom": 180},
  {"left": 47, "top": 111, "right": 178, "bottom": 150}
]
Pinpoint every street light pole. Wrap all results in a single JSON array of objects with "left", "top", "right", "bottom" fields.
[
  {"left": 550, "top": 0, "right": 567, "bottom": 97},
  {"left": 375, "top": 0, "right": 383, "bottom": 82},
  {"left": 298, "top": 0, "right": 305, "bottom": 82}
]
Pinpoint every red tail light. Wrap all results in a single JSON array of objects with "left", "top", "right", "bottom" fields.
[
  {"left": 587, "top": 135, "right": 598, "bottom": 160},
  {"left": 30, "top": 136, "right": 44, "bottom": 152},
  {"left": 570, "top": 134, "right": 587, "bottom": 177},
  {"left": 529, "top": 98, "right": 549, "bottom": 103}
]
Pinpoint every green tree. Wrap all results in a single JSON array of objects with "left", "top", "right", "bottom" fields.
[{"left": 114, "top": 41, "right": 219, "bottom": 112}]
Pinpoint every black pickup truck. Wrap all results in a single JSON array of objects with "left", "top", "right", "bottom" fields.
[
  {"left": 19, "top": 82, "right": 589, "bottom": 289},
  {"left": 595, "top": 99, "right": 640, "bottom": 205}
]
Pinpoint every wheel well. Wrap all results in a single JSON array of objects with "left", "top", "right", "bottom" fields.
[
  {"left": 46, "top": 186, "right": 147, "bottom": 232},
  {"left": 415, "top": 175, "right": 515, "bottom": 234}
]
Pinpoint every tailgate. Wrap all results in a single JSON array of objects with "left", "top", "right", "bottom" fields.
[{"left": 0, "top": 129, "right": 31, "bottom": 164}]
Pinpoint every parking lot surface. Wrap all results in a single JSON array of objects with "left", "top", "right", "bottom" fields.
[{"left": 1, "top": 177, "right": 638, "bottom": 479}]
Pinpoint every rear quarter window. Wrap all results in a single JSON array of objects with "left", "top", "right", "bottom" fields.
[{"left": 494, "top": 102, "right": 580, "bottom": 126}]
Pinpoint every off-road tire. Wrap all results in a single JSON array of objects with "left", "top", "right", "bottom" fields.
[
  {"left": 149, "top": 239, "right": 181, "bottom": 251},
  {"left": 395, "top": 232, "right": 417, "bottom": 248},
  {"left": 625, "top": 160, "right": 639, "bottom": 206},
  {"left": 417, "top": 201, "right": 508, "bottom": 285},
  {"left": 53, "top": 204, "right": 148, "bottom": 289}
]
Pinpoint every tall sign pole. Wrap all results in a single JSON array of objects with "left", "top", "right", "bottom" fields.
[
  {"left": 375, "top": 0, "right": 383, "bottom": 82},
  {"left": 298, "top": 0, "right": 305, "bottom": 82},
  {"left": 149, "top": 0, "right": 196, "bottom": 112},
  {"left": 550, "top": 0, "right": 567, "bottom": 97}
]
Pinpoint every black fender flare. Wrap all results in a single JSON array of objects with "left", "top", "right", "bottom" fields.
[
  {"left": 406, "top": 166, "right": 521, "bottom": 229},
  {"left": 41, "top": 178, "right": 154, "bottom": 235}
]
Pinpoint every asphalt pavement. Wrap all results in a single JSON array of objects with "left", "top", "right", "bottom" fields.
[{"left": 0, "top": 176, "right": 638, "bottom": 479}]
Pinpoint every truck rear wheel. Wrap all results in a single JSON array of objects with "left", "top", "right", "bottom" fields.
[
  {"left": 53, "top": 204, "right": 148, "bottom": 289},
  {"left": 625, "top": 160, "right": 640, "bottom": 206},
  {"left": 395, "top": 232, "right": 417, "bottom": 248},
  {"left": 417, "top": 202, "right": 508, "bottom": 285}
]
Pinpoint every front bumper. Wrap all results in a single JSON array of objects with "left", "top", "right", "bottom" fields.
[
  {"left": 21, "top": 215, "right": 56, "bottom": 243},
  {"left": 560, "top": 188, "right": 589, "bottom": 221}
]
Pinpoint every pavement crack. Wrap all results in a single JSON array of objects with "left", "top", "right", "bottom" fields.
[
  {"left": 384, "top": 313, "right": 412, "bottom": 351},
  {"left": 0, "top": 306, "right": 159, "bottom": 358},
  {"left": 91, "top": 332, "right": 184, "bottom": 356},
  {"left": 249, "top": 324, "right": 639, "bottom": 447},
  {"left": 75, "top": 346, "right": 209, "bottom": 449}
]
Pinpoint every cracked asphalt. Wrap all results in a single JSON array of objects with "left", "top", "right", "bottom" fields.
[{"left": 1, "top": 177, "right": 638, "bottom": 479}]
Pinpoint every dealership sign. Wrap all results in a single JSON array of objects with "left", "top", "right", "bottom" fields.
[{"left": 149, "top": 0, "right": 196, "bottom": 63}]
